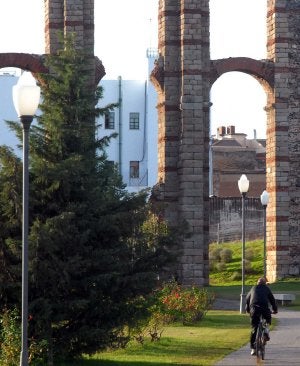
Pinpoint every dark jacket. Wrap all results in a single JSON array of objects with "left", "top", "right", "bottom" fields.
[{"left": 245, "top": 284, "right": 278, "bottom": 314}]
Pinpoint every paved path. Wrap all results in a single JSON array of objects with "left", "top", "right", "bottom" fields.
[{"left": 214, "top": 309, "right": 300, "bottom": 365}]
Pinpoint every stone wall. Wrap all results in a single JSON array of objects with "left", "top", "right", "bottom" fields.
[{"left": 209, "top": 196, "right": 264, "bottom": 243}]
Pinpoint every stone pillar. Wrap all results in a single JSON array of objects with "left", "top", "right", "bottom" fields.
[
  {"left": 155, "top": 0, "right": 181, "bottom": 225},
  {"left": 44, "top": 0, "right": 64, "bottom": 55},
  {"left": 44, "top": 0, "right": 95, "bottom": 89},
  {"left": 45, "top": 0, "right": 94, "bottom": 53},
  {"left": 178, "top": 0, "right": 210, "bottom": 286},
  {"left": 266, "top": 0, "right": 300, "bottom": 281},
  {"left": 153, "top": 0, "right": 210, "bottom": 286}
]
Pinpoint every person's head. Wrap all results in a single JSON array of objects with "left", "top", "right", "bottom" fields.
[{"left": 257, "top": 277, "right": 267, "bottom": 285}]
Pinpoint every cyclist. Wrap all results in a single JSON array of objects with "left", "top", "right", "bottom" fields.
[{"left": 245, "top": 277, "right": 278, "bottom": 356}]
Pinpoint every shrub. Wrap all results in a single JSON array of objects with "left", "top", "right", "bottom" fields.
[
  {"left": 0, "top": 308, "right": 20, "bottom": 366},
  {"left": 0, "top": 308, "right": 48, "bottom": 366},
  {"left": 209, "top": 247, "right": 222, "bottom": 261},
  {"left": 29, "top": 339, "right": 48, "bottom": 366},
  {"left": 129, "top": 281, "right": 215, "bottom": 343},
  {"left": 245, "top": 259, "right": 253, "bottom": 274},
  {"left": 245, "top": 248, "right": 254, "bottom": 261},
  {"left": 209, "top": 260, "right": 216, "bottom": 271},
  {"left": 131, "top": 304, "right": 172, "bottom": 344},
  {"left": 147, "top": 311, "right": 171, "bottom": 342},
  {"left": 231, "top": 271, "right": 241, "bottom": 281},
  {"left": 220, "top": 248, "right": 233, "bottom": 263},
  {"left": 215, "top": 262, "right": 226, "bottom": 271},
  {"left": 158, "top": 281, "right": 215, "bottom": 325}
]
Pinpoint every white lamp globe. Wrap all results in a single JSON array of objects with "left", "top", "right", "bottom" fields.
[
  {"left": 238, "top": 174, "right": 249, "bottom": 194},
  {"left": 13, "top": 71, "right": 40, "bottom": 117},
  {"left": 260, "top": 190, "right": 269, "bottom": 206}
]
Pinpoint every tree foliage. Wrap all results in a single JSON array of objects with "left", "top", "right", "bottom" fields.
[{"left": 0, "top": 35, "right": 179, "bottom": 364}]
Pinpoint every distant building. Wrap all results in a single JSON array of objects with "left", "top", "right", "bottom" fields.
[
  {"left": 97, "top": 49, "right": 158, "bottom": 192},
  {"left": 0, "top": 68, "right": 21, "bottom": 151},
  {"left": 210, "top": 125, "right": 266, "bottom": 198},
  {"left": 0, "top": 49, "right": 159, "bottom": 194}
]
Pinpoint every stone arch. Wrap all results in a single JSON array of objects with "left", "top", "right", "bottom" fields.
[
  {"left": 0, "top": 52, "right": 105, "bottom": 87},
  {"left": 210, "top": 57, "right": 274, "bottom": 92},
  {"left": 0, "top": 53, "right": 47, "bottom": 74},
  {"left": 153, "top": 0, "right": 300, "bottom": 285},
  {"left": 209, "top": 57, "right": 275, "bottom": 146}
]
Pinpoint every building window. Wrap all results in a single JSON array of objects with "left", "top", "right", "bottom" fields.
[
  {"left": 130, "top": 161, "right": 139, "bottom": 178},
  {"left": 129, "top": 112, "right": 139, "bottom": 129},
  {"left": 104, "top": 112, "right": 115, "bottom": 129}
]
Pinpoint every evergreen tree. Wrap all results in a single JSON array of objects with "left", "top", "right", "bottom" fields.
[
  {"left": 0, "top": 146, "right": 22, "bottom": 308},
  {"left": 0, "top": 35, "right": 179, "bottom": 363}
]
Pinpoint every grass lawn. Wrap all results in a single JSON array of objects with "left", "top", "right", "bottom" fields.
[
  {"left": 58, "top": 239, "right": 299, "bottom": 365},
  {"left": 209, "top": 239, "right": 264, "bottom": 286},
  {"left": 59, "top": 311, "right": 249, "bottom": 366},
  {"left": 209, "top": 239, "right": 300, "bottom": 309}
]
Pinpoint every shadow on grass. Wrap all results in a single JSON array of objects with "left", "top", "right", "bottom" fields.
[
  {"left": 59, "top": 361, "right": 187, "bottom": 366},
  {"left": 204, "top": 310, "right": 249, "bottom": 328},
  {"left": 57, "top": 310, "right": 249, "bottom": 366},
  {"left": 208, "top": 284, "right": 247, "bottom": 299}
]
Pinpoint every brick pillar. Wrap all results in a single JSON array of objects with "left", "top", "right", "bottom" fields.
[
  {"left": 154, "top": 0, "right": 210, "bottom": 286},
  {"left": 44, "top": 0, "right": 95, "bottom": 89},
  {"left": 178, "top": 0, "right": 210, "bottom": 286},
  {"left": 266, "top": 0, "right": 300, "bottom": 281},
  {"left": 156, "top": 0, "right": 181, "bottom": 225},
  {"left": 45, "top": 0, "right": 94, "bottom": 53}
]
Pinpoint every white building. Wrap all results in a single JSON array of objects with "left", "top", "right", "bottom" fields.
[
  {"left": 0, "top": 68, "right": 21, "bottom": 151},
  {"left": 0, "top": 49, "right": 159, "bottom": 193},
  {"left": 97, "top": 49, "right": 158, "bottom": 192}
]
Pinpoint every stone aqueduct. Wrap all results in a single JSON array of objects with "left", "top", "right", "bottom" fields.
[{"left": 0, "top": 0, "right": 299, "bottom": 285}]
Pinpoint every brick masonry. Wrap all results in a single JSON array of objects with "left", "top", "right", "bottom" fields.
[
  {"left": 151, "top": 0, "right": 211, "bottom": 286},
  {"left": 44, "top": 0, "right": 95, "bottom": 91},
  {"left": 151, "top": 0, "right": 300, "bottom": 284},
  {"left": 265, "top": 0, "right": 300, "bottom": 281}
]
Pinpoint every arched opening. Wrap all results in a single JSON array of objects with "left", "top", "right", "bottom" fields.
[
  {"left": 0, "top": 67, "right": 21, "bottom": 151},
  {"left": 0, "top": 65, "right": 44, "bottom": 154},
  {"left": 210, "top": 71, "right": 267, "bottom": 198},
  {"left": 208, "top": 71, "right": 269, "bottom": 262}
]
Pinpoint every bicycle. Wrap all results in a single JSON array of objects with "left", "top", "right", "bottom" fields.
[{"left": 255, "top": 312, "right": 274, "bottom": 362}]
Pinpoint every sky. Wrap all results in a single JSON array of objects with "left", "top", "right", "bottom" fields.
[
  {"left": 210, "top": 0, "right": 267, "bottom": 139},
  {"left": 0, "top": 0, "right": 267, "bottom": 138}
]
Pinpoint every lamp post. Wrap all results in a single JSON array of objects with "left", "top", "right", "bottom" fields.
[
  {"left": 260, "top": 190, "right": 269, "bottom": 278},
  {"left": 12, "top": 71, "right": 40, "bottom": 366},
  {"left": 238, "top": 174, "right": 249, "bottom": 314}
]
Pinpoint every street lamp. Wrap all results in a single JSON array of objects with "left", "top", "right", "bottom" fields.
[
  {"left": 12, "top": 71, "right": 40, "bottom": 366},
  {"left": 260, "top": 190, "right": 269, "bottom": 279},
  {"left": 238, "top": 174, "right": 249, "bottom": 314}
]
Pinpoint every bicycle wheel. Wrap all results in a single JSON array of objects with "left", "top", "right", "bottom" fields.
[
  {"left": 260, "top": 335, "right": 265, "bottom": 360},
  {"left": 255, "top": 326, "right": 265, "bottom": 361}
]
